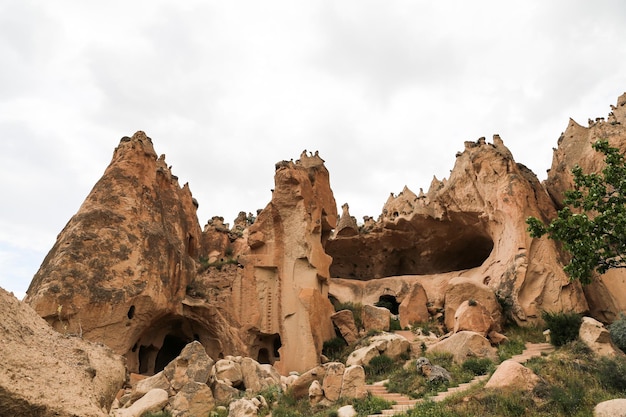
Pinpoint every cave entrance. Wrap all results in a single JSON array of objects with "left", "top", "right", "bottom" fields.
[
  {"left": 128, "top": 314, "right": 219, "bottom": 375},
  {"left": 154, "top": 334, "right": 189, "bottom": 373},
  {"left": 376, "top": 294, "right": 399, "bottom": 315},
  {"left": 252, "top": 332, "right": 282, "bottom": 365}
]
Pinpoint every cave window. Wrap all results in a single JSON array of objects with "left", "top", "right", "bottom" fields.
[
  {"left": 138, "top": 345, "right": 158, "bottom": 374},
  {"left": 273, "top": 334, "right": 282, "bottom": 358},
  {"left": 153, "top": 334, "right": 189, "bottom": 374},
  {"left": 258, "top": 348, "right": 270, "bottom": 364},
  {"left": 127, "top": 305, "right": 136, "bottom": 319},
  {"left": 376, "top": 294, "right": 400, "bottom": 315}
]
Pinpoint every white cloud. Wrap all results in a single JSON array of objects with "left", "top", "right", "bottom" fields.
[{"left": 1, "top": 0, "right": 625, "bottom": 297}]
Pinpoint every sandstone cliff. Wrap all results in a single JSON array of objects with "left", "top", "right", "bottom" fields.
[{"left": 0, "top": 287, "right": 125, "bottom": 416}]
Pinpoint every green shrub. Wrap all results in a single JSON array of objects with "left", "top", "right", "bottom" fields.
[
  {"left": 322, "top": 337, "right": 347, "bottom": 361},
  {"left": 609, "top": 313, "right": 626, "bottom": 352},
  {"left": 542, "top": 311, "right": 582, "bottom": 347},
  {"left": 598, "top": 356, "right": 626, "bottom": 393},
  {"left": 462, "top": 358, "right": 494, "bottom": 376},
  {"left": 389, "top": 317, "right": 402, "bottom": 331},
  {"left": 365, "top": 354, "right": 395, "bottom": 377},
  {"left": 352, "top": 393, "right": 394, "bottom": 416}
]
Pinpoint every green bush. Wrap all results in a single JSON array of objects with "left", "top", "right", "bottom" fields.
[
  {"left": 542, "top": 311, "right": 582, "bottom": 347},
  {"left": 389, "top": 317, "right": 402, "bottom": 331},
  {"left": 365, "top": 354, "right": 395, "bottom": 377},
  {"left": 598, "top": 356, "right": 626, "bottom": 393},
  {"left": 461, "top": 358, "right": 494, "bottom": 376},
  {"left": 609, "top": 313, "right": 626, "bottom": 352},
  {"left": 322, "top": 337, "right": 347, "bottom": 361},
  {"left": 352, "top": 393, "right": 394, "bottom": 416}
]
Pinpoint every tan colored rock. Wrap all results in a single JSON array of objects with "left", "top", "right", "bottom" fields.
[
  {"left": 114, "top": 388, "right": 168, "bottom": 417},
  {"left": 24, "top": 132, "right": 245, "bottom": 372},
  {"left": 428, "top": 331, "right": 497, "bottom": 363},
  {"left": 289, "top": 365, "right": 326, "bottom": 399},
  {"left": 308, "top": 380, "right": 325, "bottom": 405},
  {"left": 240, "top": 358, "right": 282, "bottom": 392},
  {"left": 322, "top": 362, "right": 345, "bottom": 402},
  {"left": 485, "top": 360, "right": 540, "bottom": 391},
  {"left": 444, "top": 277, "right": 501, "bottom": 332},
  {"left": 131, "top": 371, "right": 170, "bottom": 401},
  {"left": 346, "top": 333, "right": 409, "bottom": 366},
  {"left": 337, "top": 405, "right": 358, "bottom": 417},
  {"left": 363, "top": 305, "right": 390, "bottom": 332},
  {"left": 212, "top": 380, "right": 240, "bottom": 403},
  {"left": 453, "top": 300, "right": 495, "bottom": 336},
  {"left": 164, "top": 341, "right": 214, "bottom": 391},
  {"left": 399, "top": 282, "right": 429, "bottom": 328},
  {"left": 340, "top": 365, "right": 367, "bottom": 399},
  {"left": 335, "top": 203, "right": 359, "bottom": 237},
  {"left": 487, "top": 330, "right": 509, "bottom": 345},
  {"left": 213, "top": 359, "right": 243, "bottom": 387},
  {"left": 228, "top": 397, "right": 259, "bottom": 417},
  {"left": 169, "top": 381, "right": 215, "bottom": 417},
  {"left": 579, "top": 317, "right": 623, "bottom": 357},
  {"left": 0, "top": 287, "right": 125, "bottom": 417},
  {"left": 594, "top": 398, "right": 626, "bottom": 417},
  {"left": 331, "top": 310, "right": 359, "bottom": 345},
  {"left": 346, "top": 343, "right": 384, "bottom": 367}
]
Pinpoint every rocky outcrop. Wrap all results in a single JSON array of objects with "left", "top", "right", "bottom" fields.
[
  {"left": 346, "top": 333, "right": 410, "bottom": 367},
  {"left": 579, "top": 317, "right": 623, "bottom": 357},
  {"left": 0, "top": 287, "right": 125, "bottom": 417},
  {"left": 594, "top": 398, "right": 626, "bottom": 417},
  {"left": 329, "top": 133, "right": 590, "bottom": 327},
  {"left": 427, "top": 331, "right": 497, "bottom": 363},
  {"left": 545, "top": 93, "right": 626, "bottom": 323}
]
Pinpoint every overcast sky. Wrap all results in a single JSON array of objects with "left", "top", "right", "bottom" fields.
[{"left": 1, "top": 0, "right": 625, "bottom": 299}]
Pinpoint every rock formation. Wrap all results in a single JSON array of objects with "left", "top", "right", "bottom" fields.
[{"left": 0, "top": 287, "right": 125, "bottom": 416}]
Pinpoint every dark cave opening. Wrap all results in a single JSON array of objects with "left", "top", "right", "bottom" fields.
[
  {"left": 327, "top": 213, "right": 494, "bottom": 280},
  {"left": 154, "top": 334, "right": 190, "bottom": 373},
  {"left": 253, "top": 332, "right": 282, "bottom": 365},
  {"left": 376, "top": 294, "right": 400, "bottom": 314}
]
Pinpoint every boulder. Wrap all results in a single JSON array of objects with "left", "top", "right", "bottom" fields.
[
  {"left": 594, "top": 398, "right": 626, "bottom": 417},
  {"left": 240, "top": 357, "right": 282, "bottom": 392},
  {"left": 579, "top": 317, "right": 623, "bottom": 357},
  {"left": 169, "top": 381, "right": 215, "bottom": 417},
  {"left": 399, "top": 282, "right": 429, "bottom": 328},
  {"left": 164, "top": 341, "right": 214, "bottom": 391},
  {"left": 228, "top": 398, "right": 259, "bottom": 417},
  {"left": 114, "top": 388, "right": 169, "bottom": 417},
  {"left": 131, "top": 371, "right": 170, "bottom": 401},
  {"left": 485, "top": 360, "right": 540, "bottom": 391},
  {"left": 444, "top": 277, "right": 502, "bottom": 332},
  {"left": 346, "top": 343, "right": 384, "bottom": 367},
  {"left": 289, "top": 365, "right": 326, "bottom": 399},
  {"left": 331, "top": 310, "right": 360, "bottom": 344},
  {"left": 322, "top": 362, "right": 345, "bottom": 402},
  {"left": 212, "top": 380, "right": 241, "bottom": 403},
  {"left": 337, "top": 404, "right": 358, "bottom": 417},
  {"left": 340, "top": 365, "right": 367, "bottom": 399},
  {"left": 453, "top": 300, "right": 495, "bottom": 336},
  {"left": 213, "top": 359, "right": 244, "bottom": 387},
  {"left": 415, "top": 357, "right": 451, "bottom": 383},
  {"left": 308, "top": 380, "right": 325, "bottom": 405},
  {"left": 363, "top": 305, "right": 391, "bottom": 332},
  {"left": 346, "top": 333, "right": 409, "bottom": 366},
  {"left": 427, "top": 331, "right": 497, "bottom": 363}
]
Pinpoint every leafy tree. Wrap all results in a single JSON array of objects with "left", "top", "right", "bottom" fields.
[{"left": 527, "top": 140, "right": 626, "bottom": 284}]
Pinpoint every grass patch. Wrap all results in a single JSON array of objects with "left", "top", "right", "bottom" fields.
[{"left": 352, "top": 393, "right": 395, "bottom": 416}]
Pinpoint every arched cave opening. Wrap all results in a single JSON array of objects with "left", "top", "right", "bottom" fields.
[
  {"left": 127, "top": 314, "right": 222, "bottom": 375},
  {"left": 327, "top": 212, "right": 494, "bottom": 280},
  {"left": 376, "top": 294, "right": 399, "bottom": 315},
  {"left": 251, "top": 332, "right": 282, "bottom": 365}
]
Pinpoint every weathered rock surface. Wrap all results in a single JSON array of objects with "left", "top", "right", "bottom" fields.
[
  {"left": 346, "top": 333, "right": 409, "bottom": 366},
  {"left": 484, "top": 360, "right": 540, "bottom": 391},
  {"left": 114, "top": 388, "right": 169, "bottom": 417},
  {"left": 362, "top": 304, "right": 391, "bottom": 332},
  {"left": 415, "top": 357, "right": 451, "bottom": 383},
  {"left": 594, "top": 398, "right": 626, "bottom": 417},
  {"left": 289, "top": 362, "right": 366, "bottom": 401},
  {"left": 579, "top": 317, "right": 623, "bottom": 357},
  {"left": 427, "top": 331, "right": 497, "bottom": 363},
  {"left": 453, "top": 299, "right": 496, "bottom": 336},
  {"left": 331, "top": 310, "right": 359, "bottom": 344},
  {"left": 0, "top": 287, "right": 125, "bottom": 417},
  {"left": 398, "top": 282, "right": 429, "bottom": 328}
]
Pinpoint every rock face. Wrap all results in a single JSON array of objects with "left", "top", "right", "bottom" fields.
[
  {"left": 0, "top": 287, "right": 125, "bottom": 417},
  {"left": 25, "top": 134, "right": 337, "bottom": 376},
  {"left": 329, "top": 132, "right": 593, "bottom": 327},
  {"left": 579, "top": 316, "right": 623, "bottom": 357},
  {"left": 427, "top": 331, "right": 497, "bottom": 363},
  {"left": 545, "top": 93, "right": 626, "bottom": 322}
]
